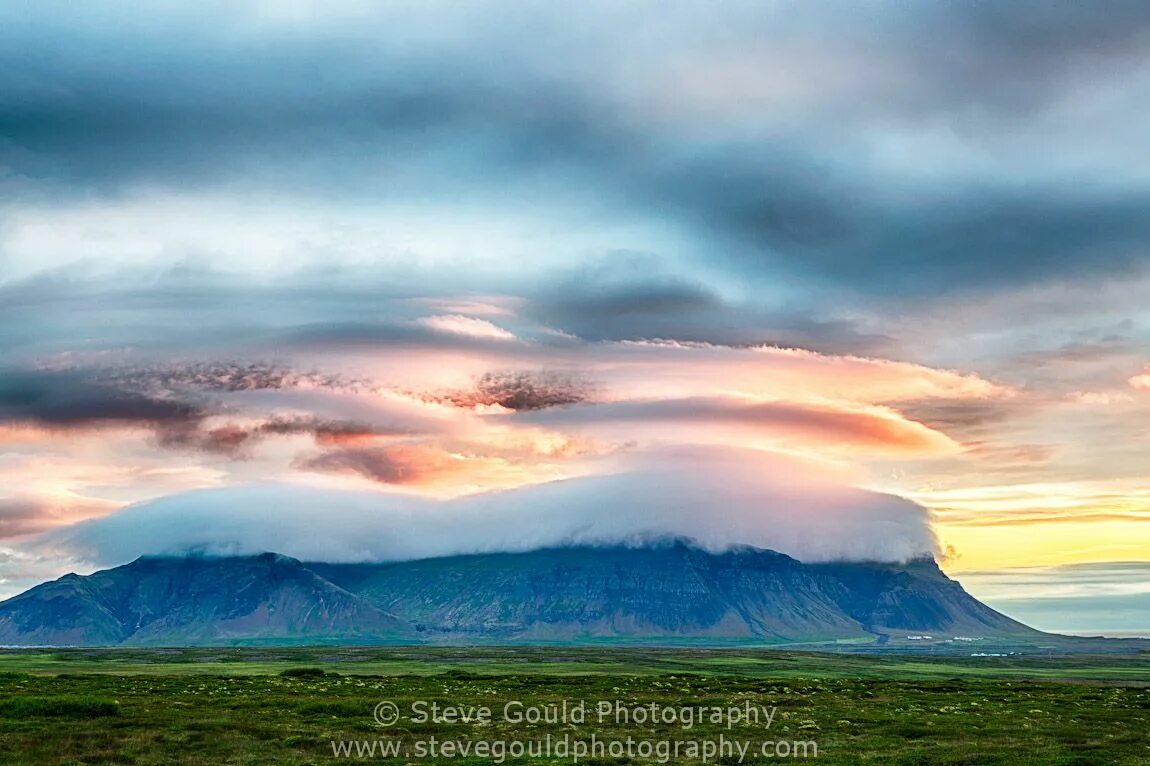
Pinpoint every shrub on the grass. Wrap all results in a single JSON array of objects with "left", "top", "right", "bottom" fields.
[
  {"left": 0, "top": 696, "right": 120, "bottom": 718},
  {"left": 296, "top": 701, "right": 365, "bottom": 717},
  {"left": 279, "top": 667, "right": 329, "bottom": 678}
]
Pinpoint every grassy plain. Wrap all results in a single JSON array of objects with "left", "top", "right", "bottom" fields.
[{"left": 0, "top": 647, "right": 1146, "bottom": 765}]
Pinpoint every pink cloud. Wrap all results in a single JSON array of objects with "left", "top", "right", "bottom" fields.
[
  {"left": 0, "top": 493, "right": 121, "bottom": 539},
  {"left": 1128, "top": 366, "right": 1150, "bottom": 391},
  {"left": 518, "top": 395, "right": 960, "bottom": 456}
]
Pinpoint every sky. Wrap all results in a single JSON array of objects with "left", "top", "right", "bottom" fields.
[{"left": 1, "top": 1, "right": 1149, "bottom": 633}]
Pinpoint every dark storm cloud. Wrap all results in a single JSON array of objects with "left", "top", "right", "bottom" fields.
[
  {"left": 932, "top": 0, "right": 1150, "bottom": 107},
  {"left": 0, "top": 71, "right": 608, "bottom": 193},
  {"left": 893, "top": 400, "right": 1031, "bottom": 441},
  {"left": 3, "top": 0, "right": 1150, "bottom": 301},
  {"left": 525, "top": 273, "right": 896, "bottom": 353},
  {"left": 0, "top": 271, "right": 536, "bottom": 360},
  {"left": 546, "top": 280, "right": 721, "bottom": 319},
  {"left": 102, "top": 362, "right": 419, "bottom": 453},
  {"left": 0, "top": 367, "right": 251, "bottom": 454},
  {"left": 0, "top": 5, "right": 626, "bottom": 196},
  {"left": 0, "top": 369, "right": 204, "bottom": 429},
  {"left": 434, "top": 370, "right": 594, "bottom": 411},
  {"left": 156, "top": 416, "right": 403, "bottom": 456},
  {"left": 113, "top": 362, "right": 362, "bottom": 394},
  {"left": 792, "top": 191, "right": 1150, "bottom": 296},
  {"left": 604, "top": 148, "right": 1150, "bottom": 298},
  {"left": 294, "top": 445, "right": 426, "bottom": 486},
  {"left": 0, "top": 366, "right": 405, "bottom": 456},
  {"left": 0, "top": 260, "right": 896, "bottom": 358}
]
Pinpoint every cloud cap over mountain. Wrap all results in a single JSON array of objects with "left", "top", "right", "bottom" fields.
[{"left": 38, "top": 447, "right": 937, "bottom": 567}]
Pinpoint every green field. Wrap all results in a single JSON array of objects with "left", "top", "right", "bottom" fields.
[{"left": 0, "top": 647, "right": 1147, "bottom": 765}]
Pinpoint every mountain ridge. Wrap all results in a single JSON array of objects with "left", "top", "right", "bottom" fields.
[{"left": 0, "top": 543, "right": 1040, "bottom": 647}]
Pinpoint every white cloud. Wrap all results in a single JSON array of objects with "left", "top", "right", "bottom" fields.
[
  {"left": 415, "top": 315, "right": 517, "bottom": 341},
  {"left": 36, "top": 446, "right": 937, "bottom": 568}
]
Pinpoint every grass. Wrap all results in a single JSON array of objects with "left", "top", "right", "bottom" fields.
[
  {"left": 0, "top": 695, "right": 120, "bottom": 719},
  {"left": 0, "top": 647, "right": 1147, "bottom": 764}
]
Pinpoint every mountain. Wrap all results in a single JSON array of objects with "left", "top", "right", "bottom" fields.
[
  {"left": 310, "top": 545, "right": 866, "bottom": 641},
  {"left": 0, "top": 553, "right": 405, "bottom": 646},
  {"left": 0, "top": 543, "right": 1038, "bottom": 646},
  {"left": 807, "top": 557, "right": 1028, "bottom": 636}
]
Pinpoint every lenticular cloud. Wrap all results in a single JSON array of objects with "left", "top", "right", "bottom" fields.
[{"left": 38, "top": 447, "right": 937, "bottom": 567}]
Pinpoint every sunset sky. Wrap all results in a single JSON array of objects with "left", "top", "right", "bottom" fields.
[{"left": 2, "top": 2, "right": 1149, "bottom": 632}]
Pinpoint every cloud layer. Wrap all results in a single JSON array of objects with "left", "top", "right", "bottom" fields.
[{"left": 39, "top": 448, "right": 937, "bottom": 567}]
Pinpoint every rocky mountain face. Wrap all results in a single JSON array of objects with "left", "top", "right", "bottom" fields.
[
  {"left": 0, "top": 543, "right": 1036, "bottom": 646},
  {"left": 0, "top": 553, "right": 405, "bottom": 646}
]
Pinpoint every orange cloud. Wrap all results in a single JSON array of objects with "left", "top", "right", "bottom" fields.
[
  {"left": 294, "top": 443, "right": 568, "bottom": 494},
  {"left": 518, "top": 396, "right": 960, "bottom": 456},
  {"left": 1128, "top": 366, "right": 1150, "bottom": 391},
  {"left": 0, "top": 492, "right": 121, "bottom": 539}
]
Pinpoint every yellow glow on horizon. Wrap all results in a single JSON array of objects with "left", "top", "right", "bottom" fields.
[
  {"left": 938, "top": 519, "right": 1150, "bottom": 573},
  {"left": 900, "top": 477, "right": 1150, "bottom": 571}
]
